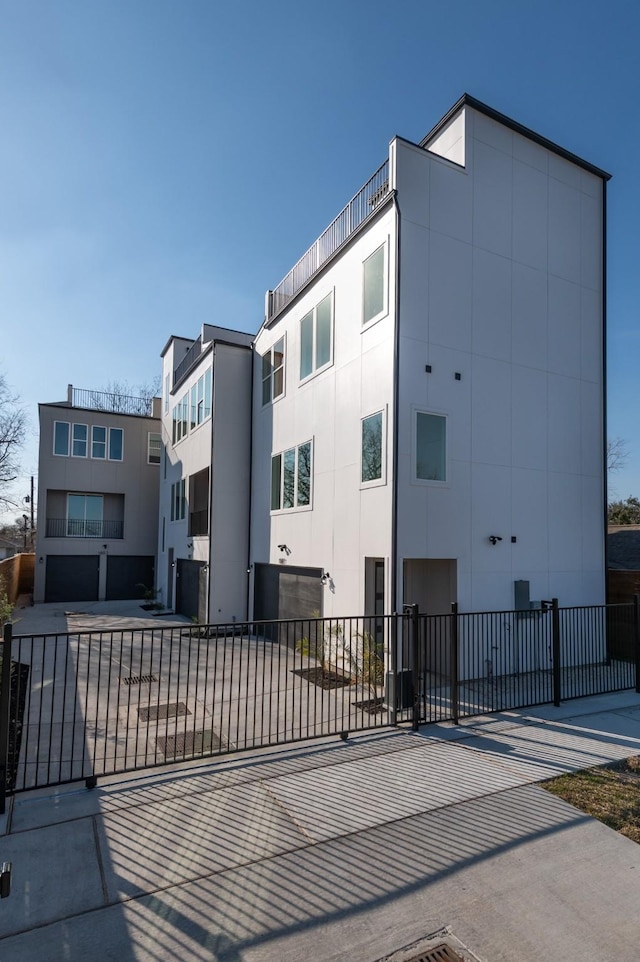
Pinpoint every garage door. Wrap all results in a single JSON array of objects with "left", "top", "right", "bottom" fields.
[
  {"left": 253, "top": 564, "right": 323, "bottom": 642},
  {"left": 45, "top": 555, "right": 99, "bottom": 603},
  {"left": 176, "top": 559, "right": 207, "bottom": 621},
  {"left": 106, "top": 556, "right": 155, "bottom": 601}
]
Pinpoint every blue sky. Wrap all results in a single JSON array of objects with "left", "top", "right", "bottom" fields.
[{"left": 1, "top": 0, "right": 639, "bottom": 518}]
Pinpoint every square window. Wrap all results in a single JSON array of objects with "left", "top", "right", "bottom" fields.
[
  {"left": 361, "top": 411, "right": 384, "bottom": 484},
  {"left": 53, "top": 421, "right": 70, "bottom": 456},
  {"left": 363, "top": 244, "right": 386, "bottom": 325},
  {"left": 416, "top": 412, "right": 446, "bottom": 482}
]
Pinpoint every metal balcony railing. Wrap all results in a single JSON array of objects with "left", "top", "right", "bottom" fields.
[
  {"left": 173, "top": 336, "right": 202, "bottom": 389},
  {"left": 267, "top": 160, "right": 390, "bottom": 322},
  {"left": 71, "top": 388, "right": 154, "bottom": 417},
  {"left": 46, "top": 519, "right": 124, "bottom": 539}
]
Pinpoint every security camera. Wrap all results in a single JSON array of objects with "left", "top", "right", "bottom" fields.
[{"left": 488, "top": 535, "right": 503, "bottom": 545}]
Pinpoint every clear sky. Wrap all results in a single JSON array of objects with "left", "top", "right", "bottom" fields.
[{"left": 1, "top": 0, "right": 639, "bottom": 519}]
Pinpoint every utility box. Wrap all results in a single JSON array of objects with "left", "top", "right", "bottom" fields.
[
  {"left": 385, "top": 670, "right": 413, "bottom": 710},
  {"left": 514, "top": 579, "right": 530, "bottom": 611}
]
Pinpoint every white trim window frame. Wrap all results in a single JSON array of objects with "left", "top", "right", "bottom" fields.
[
  {"left": 362, "top": 241, "right": 389, "bottom": 330},
  {"left": 108, "top": 427, "right": 124, "bottom": 461},
  {"left": 71, "top": 423, "right": 88, "bottom": 458},
  {"left": 91, "top": 425, "right": 107, "bottom": 459},
  {"left": 412, "top": 409, "right": 448, "bottom": 485},
  {"left": 299, "top": 291, "right": 334, "bottom": 384},
  {"left": 148, "top": 432, "right": 162, "bottom": 464},
  {"left": 270, "top": 439, "right": 313, "bottom": 512},
  {"left": 170, "top": 478, "right": 186, "bottom": 522},
  {"left": 261, "top": 335, "right": 286, "bottom": 405},
  {"left": 360, "top": 408, "right": 386, "bottom": 488},
  {"left": 53, "top": 420, "right": 70, "bottom": 457}
]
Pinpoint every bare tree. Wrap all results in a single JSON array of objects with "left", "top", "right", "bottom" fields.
[
  {"left": 89, "top": 377, "right": 161, "bottom": 416},
  {"left": 607, "top": 437, "right": 628, "bottom": 474},
  {"left": 0, "top": 375, "right": 27, "bottom": 510}
]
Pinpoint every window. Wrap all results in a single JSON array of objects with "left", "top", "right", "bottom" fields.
[
  {"left": 361, "top": 411, "right": 384, "bottom": 485},
  {"left": 53, "top": 421, "right": 70, "bottom": 456},
  {"left": 92, "top": 426, "right": 107, "bottom": 459},
  {"left": 148, "top": 433, "right": 162, "bottom": 464},
  {"left": 271, "top": 440, "right": 312, "bottom": 511},
  {"left": 189, "top": 467, "right": 209, "bottom": 536},
  {"left": 415, "top": 412, "right": 446, "bottom": 482},
  {"left": 170, "top": 479, "right": 186, "bottom": 521},
  {"left": 71, "top": 424, "right": 88, "bottom": 457},
  {"left": 300, "top": 293, "right": 333, "bottom": 381},
  {"left": 67, "top": 493, "right": 103, "bottom": 537},
  {"left": 109, "top": 427, "right": 123, "bottom": 461},
  {"left": 363, "top": 244, "right": 386, "bottom": 325},
  {"left": 172, "top": 370, "right": 210, "bottom": 442},
  {"left": 262, "top": 337, "right": 285, "bottom": 405}
]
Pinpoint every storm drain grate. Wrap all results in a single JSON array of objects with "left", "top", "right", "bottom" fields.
[
  {"left": 156, "top": 730, "right": 225, "bottom": 758},
  {"left": 138, "top": 702, "right": 191, "bottom": 722},
  {"left": 404, "top": 946, "right": 465, "bottom": 962},
  {"left": 120, "top": 674, "right": 158, "bottom": 686}
]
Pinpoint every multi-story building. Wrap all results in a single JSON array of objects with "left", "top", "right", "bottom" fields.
[
  {"left": 34, "top": 385, "right": 161, "bottom": 603},
  {"left": 157, "top": 325, "right": 253, "bottom": 622},
  {"left": 250, "top": 94, "right": 609, "bottom": 623}
]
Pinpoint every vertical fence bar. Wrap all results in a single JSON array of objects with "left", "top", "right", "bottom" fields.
[
  {"left": 0, "top": 623, "right": 12, "bottom": 814},
  {"left": 450, "top": 603, "right": 459, "bottom": 724},
  {"left": 407, "top": 604, "right": 419, "bottom": 732},
  {"left": 634, "top": 595, "right": 640, "bottom": 695},
  {"left": 552, "top": 598, "right": 561, "bottom": 706}
]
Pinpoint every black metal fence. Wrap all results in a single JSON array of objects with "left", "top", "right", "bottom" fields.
[{"left": 1, "top": 599, "right": 639, "bottom": 810}]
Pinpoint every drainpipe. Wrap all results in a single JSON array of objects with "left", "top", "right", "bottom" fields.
[
  {"left": 391, "top": 190, "right": 401, "bottom": 616},
  {"left": 246, "top": 343, "right": 255, "bottom": 621}
]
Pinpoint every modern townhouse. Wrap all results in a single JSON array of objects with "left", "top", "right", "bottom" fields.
[{"left": 34, "top": 385, "right": 161, "bottom": 603}]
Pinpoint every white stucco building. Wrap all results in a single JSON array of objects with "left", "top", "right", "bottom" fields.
[{"left": 249, "top": 94, "right": 609, "bottom": 624}]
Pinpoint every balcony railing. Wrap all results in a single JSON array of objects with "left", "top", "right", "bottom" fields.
[
  {"left": 267, "top": 159, "right": 390, "bottom": 322},
  {"left": 173, "top": 336, "right": 202, "bottom": 389},
  {"left": 71, "top": 388, "right": 154, "bottom": 417},
  {"left": 46, "top": 519, "right": 124, "bottom": 539}
]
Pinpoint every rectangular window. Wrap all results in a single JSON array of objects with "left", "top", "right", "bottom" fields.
[
  {"left": 363, "top": 244, "right": 386, "bottom": 325},
  {"left": 415, "top": 412, "right": 446, "bottom": 482},
  {"left": 170, "top": 479, "right": 186, "bottom": 521},
  {"left": 109, "top": 427, "right": 124, "bottom": 461},
  {"left": 299, "top": 294, "right": 333, "bottom": 381},
  {"left": 204, "top": 368, "right": 212, "bottom": 418},
  {"left": 67, "top": 493, "right": 103, "bottom": 537},
  {"left": 190, "top": 385, "right": 197, "bottom": 430},
  {"left": 53, "top": 421, "right": 70, "bottom": 456},
  {"left": 181, "top": 394, "right": 188, "bottom": 438},
  {"left": 91, "top": 426, "right": 107, "bottom": 459},
  {"left": 262, "top": 337, "right": 285, "bottom": 405},
  {"left": 72, "top": 424, "right": 88, "bottom": 458},
  {"left": 148, "top": 432, "right": 162, "bottom": 464},
  {"left": 361, "top": 411, "right": 384, "bottom": 484},
  {"left": 188, "top": 467, "right": 209, "bottom": 536},
  {"left": 271, "top": 440, "right": 313, "bottom": 511}
]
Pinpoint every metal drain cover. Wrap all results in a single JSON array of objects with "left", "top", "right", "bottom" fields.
[
  {"left": 120, "top": 673, "right": 158, "bottom": 686},
  {"left": 402, "top": 946, "right": 464, "bottom": 962},
  {"left": 138, "top": 702, "right": 191, "bottom": 722},
  {"left": 156, "top": 730, "right": 225, "bottom": 758},
  {"left": 374, "top": 928, "right": 483, "bottom": 962}
]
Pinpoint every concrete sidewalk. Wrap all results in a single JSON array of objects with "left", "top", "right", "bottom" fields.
[{"left": 2, "top": 685, "right": 640, "bottom": 961}]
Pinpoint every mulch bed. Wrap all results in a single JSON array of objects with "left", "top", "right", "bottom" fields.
[
  {"left": 293, "top": 667, "right": 352, "bottom": 690},
  {"left": 353, "top": 697, "right": 386, "bottom": 715}
]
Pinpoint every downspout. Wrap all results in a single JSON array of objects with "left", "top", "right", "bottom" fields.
[
  {"left": 391, "top": 190, "right": 401, "bottom": 615},
  {"left": 246, "top": 343, "right": 255, "bottom": 620},
  {"left": 207, "top": 344, "right": 216, "bottom": 625},
  {"left": 602, "top": 178, "right": 608, "bottom": 603}
]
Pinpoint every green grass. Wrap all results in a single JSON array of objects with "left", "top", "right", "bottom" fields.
[{"left": 543, "top": 756, "right": 640, "bottom": 843}]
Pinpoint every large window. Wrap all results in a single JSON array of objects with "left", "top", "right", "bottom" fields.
[
  {"left": 415, "top": 412, "right": 446, "bottom": 482},
  {"left": 361, "top": 411, "right": 384, "bottom": 485},
  {"left": 300, "top": 293, "right": 333, "bottom": 381},
  {"left": 262, "top": 337, "right": 285, "bottom": 405},
  {"left": 363, "top": 244, "right": 386, "bottom": 325},
  {"left": 109, "top": 427, "right": 124, "bottom": 461},
  {"left": 189, "top": 467, "right": 209, "bottom": 536},
  {"left": 148, "top": 433, "right": 162, "bottom": 464},
  {"left": 92, "top": 426, "right": 107, "bottom": 459},
  {"left": 53, "top": 421, "right": 70, "bottom": 456},
  {"left": 72, "top": 424, "right": 88, "bottom": 457},
  {"left": 173, "top": 369, "right": 211, "bottom": 442},
  {"left": 67, "top": 494, "right": 103, "bottom": 537},
  {"left": 271, "top": 440, "right": 312, "bottom": 511},
  {"left": 170, "top": 479, "right": 186, "bottom": 521}
]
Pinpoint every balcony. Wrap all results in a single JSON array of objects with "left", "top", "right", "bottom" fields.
[
  {"left": 69, "top": 386, "right": 155, "bottom": 417},
  {"left": 266, "top": 159, "right": 390, "bottom": 322},
  {"left": 46, "top": 519, "right": 124, "bottom": 539},
  {"left": 173, "top": 336, "right": 203, "bottom": 389}
]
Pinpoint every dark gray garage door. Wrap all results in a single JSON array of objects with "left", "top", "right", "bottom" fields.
[
  {"left": 106, "top": 556, "right": 155, "bottom": 601},
  {"left": 45, "top": 555, "right": 99, "bottom": 603},
  {"left": 176, "top": 559, "right": 207, "bottom": 621},
  {"left": 253, "top": 564, "right": 323, "bottom": 642}
]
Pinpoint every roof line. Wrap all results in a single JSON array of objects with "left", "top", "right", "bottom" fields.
[{"left": 420, "top": 93, "right": 612, "bottom": 181}]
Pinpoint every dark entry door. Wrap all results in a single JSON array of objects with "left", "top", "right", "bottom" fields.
[
  {"left": 176, "top": 559, "right": 207, "bottom": 621},
  {"left": 106, "top": 556, "right": 155, "bottom": 600}
]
